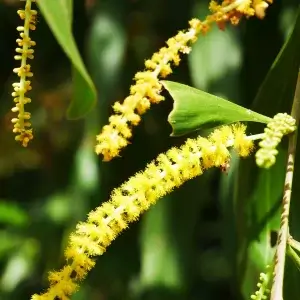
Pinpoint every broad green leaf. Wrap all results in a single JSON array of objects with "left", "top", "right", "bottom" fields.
[
  {"left": 189, "top": 2, "right": 241, "bottom": 98},
  {"left": 252, "top": 7, "right": 300, "bottom": 115},
  {"left": 239, "top": 151, "right": 284, "bottom": 298},
  {"left": 139, "top": 197, "right": 183, "bottom": 290},
  {"left": 0, "top": 239, "right": 38, "bottom": 292},
  {"left": 87, "top": 10, "right": 126, "bottom": 101},
  {"left": 138, "top": 177, "right": 211, "bottom": 298},
  {"left": 70, "top": 67, "right": 96, "bottom": 119},
  {"left": 66, "top": 0, "right": 73, "bottom": 25},
  {"left": 0, "top": 201, "right": 29, "bottom": 227},
  {"left": 37, "top": 0, "right": 97, "bottom": 119},
  {"left": 162, "top": 81, "right": 271, "bottom": 136}
]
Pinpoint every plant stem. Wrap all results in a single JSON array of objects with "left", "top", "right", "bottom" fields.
[
  {"left": 287, "top": 245, "right": 300, "bottom": 271},
  {"left": 247, "top": 133, "right": 265, "bottom": 141},
  {"left": 288, "top": 236, "right": 300, "bottom": 253},
  {"left": 221, "top": 0, "right": 248, "bottom": 13},
  {"left": 270, "top": 70, "right": 300, "bottom": 300}
]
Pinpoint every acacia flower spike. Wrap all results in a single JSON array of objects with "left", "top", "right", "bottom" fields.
[
  {"left": 32, "top": 124, "right": 258, "bottom": 300},
  {"left": 11, "top": 0, "right": 37, "bottom": 147},
  {"left": 95, "top": 0, "right": 273, "bottom": 161}
]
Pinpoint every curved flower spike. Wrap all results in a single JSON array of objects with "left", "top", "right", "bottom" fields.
[
  {"left": 95, "top": 0, "right": 271, "bottom": 161},
  {"left": 11, "top": 0, "right": 37, "bottom": 147},
  {"left": 32, "top": 124, "right": 253, "bottom": 300}
]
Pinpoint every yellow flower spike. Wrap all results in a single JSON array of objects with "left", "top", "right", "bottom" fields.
[
  {"left": 253, "top": 0, "right": 272, "bottom": 19},
  {"left": 11, "top": 0, "right": 37, "bottom": 147},
  {"left": 236, "top": 0, "right": 255, "bottom": 16},
  {"left": 256, "top": 113, "right": 296, "bottom": 168},
  {"left": 209, "top": 125, "right": 234, "bottom": 144},
  {"left": 32, "top": 124, "right": 254, "bottom": 300},
  {"left": 198, "top": 137, "right": 216, "bottom": 169},
  {"left": 95, "top": 0, "right": 270, "bottom": 161}
]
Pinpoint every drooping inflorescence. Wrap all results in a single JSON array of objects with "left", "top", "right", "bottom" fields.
[
  {"left": 256, "top": 113, "right": 296, "bottom": 168},
  {"left": 95, "top": 0, "right": 273, "bottom": 161},
  {"left": 32, "top": 124, "right": 253, "bottom": 300},
  {"left": 11, "top": 0, "right": 37, "bottom": 147}
]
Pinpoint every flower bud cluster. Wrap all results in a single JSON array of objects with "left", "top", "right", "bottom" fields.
[{"left": 256, "top": 113, "right": 296, "bottom": 168}]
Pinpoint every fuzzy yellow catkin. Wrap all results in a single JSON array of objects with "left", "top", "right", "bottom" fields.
[
  {"left": 11, "top": 0, "right": 37, "bottom": 147},
  {"left": 31, "top": 124, "right": 253, "bottom": 300},
  {"left": 95, "top": 0, "right": 272, "bottom": 162}
]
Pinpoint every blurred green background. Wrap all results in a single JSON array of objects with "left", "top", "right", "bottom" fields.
[{"left": 0, "top": 0, "right": 299, "bottom": 299}]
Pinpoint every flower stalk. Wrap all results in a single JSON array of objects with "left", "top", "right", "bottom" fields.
[
  {"left": 11, "top": 0, "right": 37, "bottom": 147},
  {"left": 270, "top": 71, "right": 300, "bottom": 300}
]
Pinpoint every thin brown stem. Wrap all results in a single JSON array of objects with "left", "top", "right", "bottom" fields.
[{"left": 270, "top": 71, "right": 300, "bottom": 300}]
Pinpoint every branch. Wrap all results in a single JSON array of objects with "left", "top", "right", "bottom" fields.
[
  {"left": 270, "top": 70, "right": 300, "bottom": 300},
  {"left": 288, "top": 236, "right": 300, "bottom": 253},
  {"left": 287, "top": 245, "right": 300, "bottom": 271}
]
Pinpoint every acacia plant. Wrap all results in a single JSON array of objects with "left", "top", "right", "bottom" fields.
[{"left": 5, "top": 0, "right": 300, "bottom": 299}]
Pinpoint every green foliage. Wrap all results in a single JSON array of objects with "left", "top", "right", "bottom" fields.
[
  {"left": 238, "top": 151, "right": 285, "bottom": 298},
  {"left": 37, "top": 0, "right": 96, "bottom": 119},
  {"left": 0, "top": 201, "right": 29, "bottom": 227},
  {"left": 232, "top": 6, "right": 300, "bottom": 299},
  {"left": 188, "top": 1, "right": 241, "bottom": 99},
  {"left": 163, "top": 80, "right": 271, "bottom": 136},
  {"left": 252, "top": 7, "right": 300, "bottom": 115},
  {"left": 1, "top": 1, "right": 300, "bottom": 300}
]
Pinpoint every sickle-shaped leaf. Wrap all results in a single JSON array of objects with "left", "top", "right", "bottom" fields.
[
  {"left": 37, "top": 0, "right": 97, "bottom": 119},
  {"left": 162, "top": 81, "right": 271, "bottom": 136}
]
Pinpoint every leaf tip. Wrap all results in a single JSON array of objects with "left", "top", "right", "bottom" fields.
[{"left": 66, "top": 96, "right": 97, "bottom": 120}]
